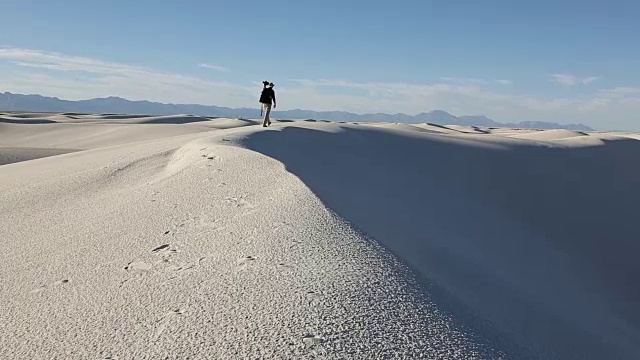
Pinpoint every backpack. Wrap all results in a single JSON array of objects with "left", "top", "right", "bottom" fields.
[{"left": 259, "top": 88, "right": 273, "bottom": 104}]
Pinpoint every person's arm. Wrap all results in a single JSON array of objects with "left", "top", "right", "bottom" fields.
[{"left": 272, "top": 91, "right": 277, "bottom": 108}]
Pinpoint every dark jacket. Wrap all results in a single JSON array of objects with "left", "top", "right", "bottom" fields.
[{"left": 259, "top": 88, "right": 275, "bottom": 104}]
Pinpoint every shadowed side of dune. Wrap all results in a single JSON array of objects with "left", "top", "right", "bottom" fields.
[
  {"left": 240, "top": 125, "right": 640, "bottom": 359},
  {"left": 0, "top": 113, "right": 54, "bottom": 119},
  {"left": 98, "top": 114, "right": 154, "bottom": 119},
  {"left": 0, "top": 147, "right": 79, "bottom": 165},
  {"left": 0, "top": 117, "right": 58, "bottom": 124},
  {"left": 136, "top": 115, "right": 218, "bottom": 124},
  {"left": 85, "top": 114, "right": 218, "bottom": 124}
]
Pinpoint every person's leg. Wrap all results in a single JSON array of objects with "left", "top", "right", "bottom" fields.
[
  {"left": 266, "top": 104, "right": 272, "bottom": 125},
  {"left": 263, "top": 104, "right": 272, "bottom": 126},
  {"left": 267, "top": 104, "right": 271, "bottom": 125}
]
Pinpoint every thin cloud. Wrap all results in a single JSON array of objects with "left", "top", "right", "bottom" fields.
[
  {"left": 284, "top": 77, "right": 640, "bottom": 129},
  {"left": 0, "top": 47, "right": 251, "bottom": 106},
  {"left": 440, "top": 77, "right": 513, "bottom": 86},
  {"left": 0, "top": 48, "right": 234, "bottom": 86},
  {"left": 550, "top": 73, "right": 600, "bottom": 87},
  {"left": 440, "top": 77, "right": 488, "bottom": 85},
  {"left": 199, "top": 63, "right": 230, "bottom": 72},
  {"left": 0, "top": 47, "right": 151, "bottom": 75},
  {"left": 582, "top": 76, "right": 600, "bottom": 84},
  {"left": 550, "top": 74, "right": 578, "bottom": 87}
]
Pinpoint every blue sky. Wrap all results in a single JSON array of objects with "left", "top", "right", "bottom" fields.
[{"left": 1, "top": 0, "right": 639, "bottom": 130}]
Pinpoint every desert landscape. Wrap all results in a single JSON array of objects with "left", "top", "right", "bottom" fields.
[{"left": 1, "top": 112, "right": 639, "bottom": 359}]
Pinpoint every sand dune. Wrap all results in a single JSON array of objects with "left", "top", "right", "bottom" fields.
[
  {"left": 0, "top": 113, "right": 258, "bottom": 163},
  {"left": 237, "top": 123, "right": 640, "bottom": 359},
  {"left": 1, "top": 113, "right": 639, "bottom": 359},
  {"left": 509, "top": 128, "right": 588, "bottom": 140},
  {"left": 0, "top": 117, "right": 57, "bottom": 124},
  {"left": 363, "top": 122, "right": 444, "bottom": 134},
  {"left": 0, "top": 111, "right": 259, "bottom": 125},
  {"left": 0, "top": 147, "right": 78, "bottom": 165},
  {"left": 2, "top": 112, "right": 56, "bottom": 119},
  {"left": 90, "top": 114, "right": 216, "bottom": 124},
  {"left": 444, "top": 124, "right": 492, "bottom": 134},
  {"left": 413, "top": 122, "right": 469, "bottom": 134}
]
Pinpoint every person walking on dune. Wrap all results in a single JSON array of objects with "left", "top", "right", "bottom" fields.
[{"left": 259, "top": 81, "right": 276, "bottom": 127}]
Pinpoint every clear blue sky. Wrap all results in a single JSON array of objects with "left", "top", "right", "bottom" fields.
[{"left": 1, "top": 0, "right": 639, "bottom": 130}]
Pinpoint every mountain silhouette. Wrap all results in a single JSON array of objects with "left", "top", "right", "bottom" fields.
[{"left": 0, "top": 92, "right": 593, "bottom": 131}]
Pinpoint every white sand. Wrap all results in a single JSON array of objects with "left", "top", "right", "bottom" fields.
[
  {"left": 362, "top": 122, "right": 444, "bottom": 134},
  {"left": 1, "top": 112, "right": 639, "bottom": 359},
  {"left": 508, "top": 128, "right": 588, "bottom": 140}
]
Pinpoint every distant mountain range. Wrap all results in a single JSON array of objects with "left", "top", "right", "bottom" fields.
[{"left": 0, "top": 92, "right": 593, "bottom": 131}]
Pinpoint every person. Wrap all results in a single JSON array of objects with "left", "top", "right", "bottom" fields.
[{"left": 259, "top": 81, "right": 276, "bottom": 127}]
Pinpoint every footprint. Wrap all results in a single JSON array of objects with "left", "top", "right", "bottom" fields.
[
  {"left": 30, "top": 286, "right": 46, "bottom": 294},
  {"left": 271, "top": 221, "right": 293, "bottom": 233},
  {"left": 207, "top": 166, "right": 224, "bottom": 172},
  {"left": 166, "top": 264, "right": 188, "bottom": 272},
  {"left": 272, "top": 221, "right": 292, "bottom": 229},
  {"left": 276, "top": 262, "right": 294, "bottom": 270},
  {"left": 152, "top": 244, "right": 170, "bottom": 253},
  {"left": 119, "top": 278, "right": 133, "bottom": 288},
  {"left": 237, "top": 256, "right": 256, "bottom": 263},
  {"left": 149, "top": 190, "right": 161, "bottom": 203},
  {"left": 152, "top": 244, "right": 178, "bottom": 261},
  {"left": 30, "top": 279, "right": 69, "bottom": 293},
  {"left": 124, "top": 261, "right": 152, "bottom": 271},
  {"left": 236, "top": 256, "right": 256, "bottom": 271},
  {"left": 224, "top": 196, "right": 255, "bottom": 209},
  {"left": 306, "top": 291, "right": 325, "bottom": 306},
  {"left": 302, "top": 333, "right": 325, "bottom": 348},
  {"left": 154, "top": 308, "right": 185, "bottom": 339}
]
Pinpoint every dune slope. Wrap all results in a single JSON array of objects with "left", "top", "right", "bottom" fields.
[
  {"left": 0, "top": 114, "right": 259, "bottom": 164},
  {"left": 0, "top": 124, "right": 499, "bottom": 359},
  {"left": 238, "top": 122, "right": 640, "bottom": 359},
  {"left": 2, "top": 117, "right": 639, "bottom": 359}
]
